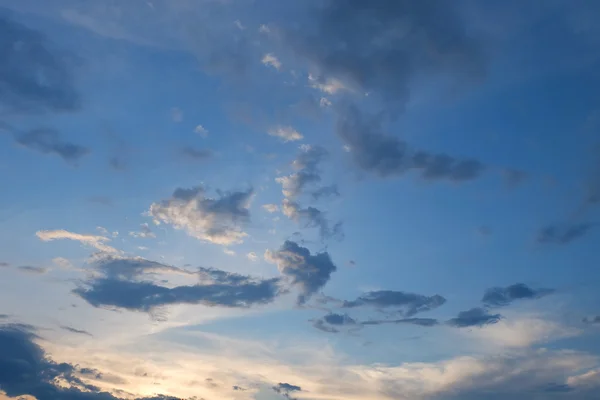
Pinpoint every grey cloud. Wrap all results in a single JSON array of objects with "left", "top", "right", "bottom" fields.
[
  {"left": 74, "top": 257, "right": 282, "bottom": 312},
  {"left": 282, "top": 199, "right": 343, "bottom": 241},
  {"left": 265, "top": 240, "right": 337, "bottom": 304},
  {"left": 311, "top": 184, "right": 340, "bottom": 200},
  {"left": 336, "top": 106, "right": 485, "bottom": 181},
  {"left": 446, "top": 307, "right": 502, "bottom": 328},
  {"left": 283, "top": 0, "right": 484, "bottom": 109},
  {"left": 272, "top": 382, "right": 302, "bottom": 400},
  {"left": 109, "top": 156, "right": 127, "bottom": 171},
  {"left": 583, "top": 316, "right": 600, "bottom": 324},
  {"left": 482, "top": 283, "right": 554, "bottom": 307},
  {"left": 502, "top": 168, "right": 528, "bottom": 188},
  {"left": 17, "top": 265, "right": 48, "bottom": 275},
  {"left": 180, "top": 147, "right": 213, "bottom": 161},
  {"left": 149, "top": 185, "right": 253, "bottom": 245},
  {"left": 313, "top": 313, "right": 439, "bottom": 333},
  {"left": 277, "top": 145, "right": 329, "bottom": 199},
  {"left": 362, "top": 317, "right": 439, "bottom": 327},
  {"left": 0, "top": 262, "right": 9, "bottom": 267},
  {"left": 536, "top": 222, "right": 595, "bottom": 245},
  {"left": 60, "top": 325, "right": 93, "bottom": 337},
  {"left": 342, "top": 290, "right": 446, "bottom": 317},
  {"left": 14, "top": 128, "right": 89, "bottom": 163},
  {"left": 0, "top": 324, "right": 176, "bottom": 400},
  {"left": 0, "top": 14, "right": 80, "bottom": 115}
]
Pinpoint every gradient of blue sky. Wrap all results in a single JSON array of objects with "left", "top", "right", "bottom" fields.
[{"left": 1, "top": 1, "right": 600, "bottom": 400}]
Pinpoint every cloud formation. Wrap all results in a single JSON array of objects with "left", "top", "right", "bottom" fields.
[
  {"left": 446, "top": 307, "right": 502, "bottom": 328},
  {"left": 482, "top": 283, "right": 554, "bottom": 307},
  {"left": 36, "top": 229, "right": 119, "bottom": 255},
  {"left": 17, "top": 266, "right": 48, "bottom": 275},
  {"left": 14, "top": 128, "right": 89, "bottom": 163},
  {"left": 148, "top": 186, "right": 253, "bottom": 245},
  {"left": 536, "top": 223, "right": 595, "bottom": 245},
  {"left": 276, "top": 145, "right": 329, "bottom": 199},
  {"left": 265, "top": 240, "right": 337, "bottom": 304},
  {"left": 267, "top": 126, "right": 303, "bottom": 142},
  {"left": 282, "top": 199, "right": 343, "bottom": 241},
  {"left": 342, "top": 290, "right": 446, "bottom": 317},
  {"left": 272, "top": 382, "right": 302, "bottom": 400}
]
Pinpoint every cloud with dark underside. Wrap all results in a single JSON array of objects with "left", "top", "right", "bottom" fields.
[
  {"left": 482, "top": 283, "right": 554, "bottom": 307},
  {"left": 446, "top": 307, "right": 502, "bottom": 328},
  {"left": 265, "top": 240, "right": 337, "bottom": 305},
  {"left": 60, "top": 326, "right": 93, "bottom": 337},
  {"left": 282, "top": 199, "right": 343, "bottom": 241},
  {"left": 0, "top": 13, "right": 80, "bottom": 115},
  {"left": 276, "top": 145, "right": 330, "bottom": 199},
  {"left": 148, "top": 185, "right": 253, "bottom": 245},
  {"left": 73, "top": 256, "right": 282, "bottom": 312},
  {"left": 313, "top": 312, "right": 438, "bottom": 333},
  {"left": 335, "top": 105, "right": 485, "bottom": 181},
  {"left": 272, "top": 382, "right": 302, "bottom": 400},
  {"left": 342, "top": 290, "right": 446, "bottom": 317},
  {"left": 536, "top": 222, "right": 595, "bottom": 245}
]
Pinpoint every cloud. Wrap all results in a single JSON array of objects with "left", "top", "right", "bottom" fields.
[
  {"left": 13, "top": 128, "right": 89, "bottom": 164},
  {"left": 342, "top": 290, "right": 446, "bottom": 317},
  {"left": 272, "top": 382, "right": 302, "bottom": 400},
  {"left": 536, "top": 223, "right": 595, "bottom": 245},
  {"left": 308, "top": 74, "right": 348, "bottom": 94},
  {"left": 362, "top": 317, "right": 439, "bottom": 327},
  {"left": 262, "top": 53, "right": 282, "bottom": 70},
  {"left": 0, "top": 14, "right": 80, "bottom": 115},
  {"left": 336, "top": 106, "right": 485, "bottom": 181},
  {"left": 194, "top": 124, "right": 209, "bottom": 137},
  {"left": 148, "top": 186, "right": 253, "bottom": 245},
  {"left": 265, "top": 240, "right": 337, "bottom": 304},
  {"left": 267, "top": 126, "right": 303, "bottom": 142},
  {"left": 17, "top": 266, "right": 48, "bottom": 275},
  {"left": 446, "top": 307, "right": 502, "bottom": 328},
  {"left": 74, "top": 257, "right": 282, "bottom": 312},
  {"left": 180, "top": 147, "right": 213, "bottom": 161},
  {"left": 311, "top": 184, "right": 340, "bottom": 200},
  {"left": 170, "top": 107, "right": 183, "bottom": 122},
  {"left": 60, "top": 326, "right": 93, "bottom": 337},
  {"left": 282, "top": 199, "right": 343, "bottom": 240},
  {"left": 583, "top": 316, "right": 600, "bottom": 324},
  {"left": 128, "top": 223, "right": 156, "bottom": 239},
  {"left": 246, "top": 252, "right": 258, "bottom": 262},
  {"left": 276, "top": 145, "right": 330, "bottom": 199},
  {"left": 262, "top": 203, "right": 279, "bottom": 213},
  {"left": 482, "top": 283, "right": 554, "bottom": 307},
  {"left": 109, "top": 156, "right": 127, "bottom": 171},
  {"left": 502, "top": 168, "right": 528, "bottom": 188},
  {"left": 52, "top": 257, "right": 73, "bottom": 269},
  {"left": 0, "top": 262, "right": 9, "bottom": 268},
  {"left": 36, "top": 229, "right": 119, "bottom": 254}
]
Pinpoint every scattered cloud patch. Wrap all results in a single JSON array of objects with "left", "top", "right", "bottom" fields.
[
  {"left": 536, "top": 223, "right": 595, "bottom": 245},
  {"left": 171, "top": 107, "right": 183, "bottom": 122},
  {"left": 17, "top": 266, "right": 48, "bottom": 275},
  {"left": 282, "top": 199, "right": 343, "bottom": 240},
  {"left": 272, "top": 382, "right": 302, "bottom": 400},
  {"left": 246, "top": 252, "right": 258, "bottom": 262},
  {"left": 60, "top": 325, "right": 93, "bottom": 337},
  {"left": 267, "top": 126, "right": 303, "bottom": 142},
  {"left": 128, "top": 223, "right": 156, "bottom": 239},
  {"left": 583, "top": 316, "right": 600, "bottom": 324},
  {"left": 447, "top": 307, "right": 502, "bottom": 328},
  {"left": 14, "top": 128, "right": 89, "bottom": 164},
  {"left": 482, "top": 283, "right": 554, "bottom": 307},
  {"left": 262, "top": 53, "right": 282, "bottom": 70},
  {"left": 36, "top": 229, "right": 119, "bottom": 255},
  {"left": 194, "top": 124, "right": 208, "bottom": 137},
  {"left": 180, "top": 147, "right": 213, "bottom": 161},
  {"left": 342, "top": 290, "right": 446, "bottom": 317},
  {"left": 262, "top": 204, "right": 279, "bottom": 213},
  {"left": 52, "top": 257, "right": 72, "bottom": 269}
]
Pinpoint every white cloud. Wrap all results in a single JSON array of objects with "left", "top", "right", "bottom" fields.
[
  {"left": 262, "top": 204, "right": 279, "bottom": 213},
  {"left": 233, "top": 19, "right": 245, "bottom": 30},
  {"left": 267, "top": 126, "right": 303, "bottom": 142},
  {"left": 96, "top": 226, "right": 109, "bottom": 235},
  {"left": 262, "top": 53, "right": 282, "bottom": 70},
  {"left": 246, "top": 252, "right": 258, "bottom": 262},
  {"left": 320, "top": 97, "right": 332, "bottom": 107},
  {"left": 148, "top": 186, "right": 253, "bottom": 245},
  {"left": 36, "top": 229, "right": 119, "bottom": 254},
  {"left": 52, "top": 257, "right": 73, "bottom": 269},
  {"left": 259, "top": 24, "right": 270, "bottom": 33},
  {"left": 223, "top": 248, "right": 236, "bottom": 256},
  {"left": 194, "top": 124, "right": 208, "bottom": 137},
  {"left": 129, "top": 223, "right": 156, "bottom": 239},
  {"left": 308, "top": 74, "right": 348, "bottom": 94}
]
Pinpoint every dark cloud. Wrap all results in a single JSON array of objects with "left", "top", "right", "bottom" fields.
[
  {"left": 0, "top": 262, "right": 9, "bottom": 267},
  {"left": 109, "top": 156, "right": 128, "bottom": 171},
  {"left": 583, "top": 316, "right": 600, "bottom": 324},
  {"left": 272, "top": 382, "right": 302, "bottom": 400},
  {"left": 149, "top": 185, "right": 253, "bottom": 245},
  {"left": 74, "top": 257, "right": 282, "bottom": 312},
  {"left": 342, "top": 290, "right": 446, "bottom": 317},
  {"left": 266, "top": 240, "right": 337, "bottom": 304},
  {"left": 17, "top": 265, "right": 48, "bottom": 275},
  {"left": 502, "top": 168, "right": 528, "bottom": 188},
  {"left": 362, "top": 317, "right": 439, "bottom": 327},
  {"left": 232, "top": 385, "right": 246, "bottom": 391},
  {"left": 282, "top": 199, "right": 343, "bottom": 241},
  {"left": 536, "top": 223, "right": 595, "bottom": 245},
  {"left": 277, "top": 145, "right": 330, "bottom": 199},
  {"left": 482, "top": 283, "right": 554, "bottom": 307},
  {"left": 446, "top": 307, "right": 502, "bottom": 328},
  {"left": 336, "top": 106, "right": 485, "bottom": 181},
  {"left": 60, "top": 326, "right": 93, "bottom": 337},
  {"left": 180, "top": 147, "right": 213, "bottom": 161},
  {"left": 311, "top": 184, "right": 340, "bottom": 200},
  {"left": 284, "top": 0, "right": 485, "bottom": 109},
  {"left": 12, "top": 127, "right": 89, "bottom": 163},
  {"left": 0, "top": 14, "right": 80, "bottom": 115}
]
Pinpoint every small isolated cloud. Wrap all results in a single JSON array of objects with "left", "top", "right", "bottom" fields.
[
  {"left": 148, "top": 186, "right": 253, "bottom": 245},
  {"left": 246, "top": 252, "right": 258, "bottom": 262},
  {"left": 52, "top": 257, "right": 73, "bottom": 269},
  {"left": 262, "top": 204, "right": 279, "bottom": 213},
  {"left": 311, "top": 184, "right": 340, "bottom": 200},
  {"left": 272, "top": 382, "right": 302, "bottom": 400},
  {"left": 447, "top": 307, "right": 502, "bottom": 328},
  {"left": 194, "top": 124, "right": 208, "bottom": 137},
  {"left": 14, "top": 128, "right": 89, "bottom": 164},
  {"left": 180, "top": 147, "right": 213, "bottom": 161},
  {"left": 171, "top": 107, "right": 183, "bottom": 122},
  {"left": 262, "top": 53, "right": 282, "bottom": 70},
  {"left": 583, "top": 316, "right": 600, "bottom": 324},
  {"left": 482, "top": 283, "right": 554, "bottom": 307},
  {"left": 502, "top": 168, "right": 528, "bottom": 188},
  {"left": 129, "top": 223, "right": 156, "bottom": 239},
  {"left": 313, "top": 313, "right": 358, "bottom": 333},
  {"left": 267, "top": 126, "right": 303, "bottom": 142},
  {"left": 36, "top": 229, "right": 119, "bottom": 254},
  {"left": 308, "top": 74, "right": 347, "bottom": 94},
  {"left": 60, "top": 325, "right": 93, "bottom": 337},
  {"left": 282, "top": 199, "right": 343, "bottom": 240},
  {"left": 342, "top": 290, "right": 446, "bottom": 317},
  {"left": 536, "top": 222, "right": 595, "bottom": 245},
  {"left": 265, "top": 240, "right": 337, "bottom": 304},
  {"left": 259, "top": 24, "right": 270, "bottom": 33},
  {"left": 17, "top": 266, "right": 48, "bottom": 275},
  {"left": 223, "top": 248, "right": 236, "bottom": 256}
]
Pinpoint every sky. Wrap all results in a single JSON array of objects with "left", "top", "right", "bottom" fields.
[{"left": 0, "top": 0, "right": 600, "bottom": 399}]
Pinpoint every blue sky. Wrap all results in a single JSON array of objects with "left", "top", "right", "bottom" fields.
[{"left": 1, "top": 1, "right": 600, "bottom": 399}]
